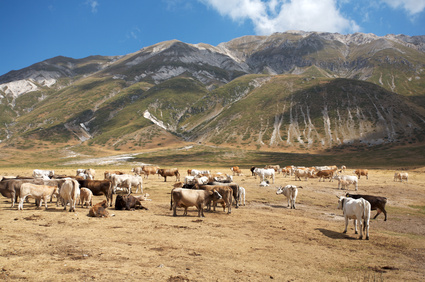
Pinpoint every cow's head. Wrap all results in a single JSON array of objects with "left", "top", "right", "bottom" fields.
[
  {"left": 336, "top": 196, "right": 345, "bottom": 209},
  {"left": 276, "top": 186, "right": 284, "bottom": 195},
  {"left": 212, "top": 189, "right": 222, "bottom": 200}
]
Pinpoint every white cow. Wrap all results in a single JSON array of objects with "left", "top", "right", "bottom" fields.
[
  {"left": 294, "top": 169, "right": 312, "bottom": 181},
  {"left": 333, "top": 174, "right": 358, "bottom": 191},
  {"left": 33, "top": 169, "right": 54, "bottom": 179},
  {"left": 254, "top": 168, "right": 275, "bottom": 184},
  {"left": 276, "top": 185, "right": 302, "bottom": 209},
  {"left": 337, "top": 196, "right": 371, "bottom": 240},
  {"left": 79, "top": 187, "right": 93, "bottom": 208},
  {"left": 18, "top": 183, "right": 59, "bottom": 210},
  {"left": 111, "top": 174, "right": 143, "bottom": 194},
  {"left": 58, "top": 179, "right": 80, "bottom": 212},
  {"left": 190, "top": 169, "right": 210, "bottom": 177},
  {"left": 238, "top": 186, "right": 246, "bottom": 206},
  {"left": 394, "top": 172, "right": 408, "bottom": 183}
]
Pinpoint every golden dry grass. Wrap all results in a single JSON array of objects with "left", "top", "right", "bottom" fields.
[{"left": 1, "top": 167, "right": 424, "bottom": 281}]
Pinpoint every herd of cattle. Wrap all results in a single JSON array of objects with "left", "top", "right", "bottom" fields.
[{"left": 0, "top": 164, "right": 409, "bottom": 240}]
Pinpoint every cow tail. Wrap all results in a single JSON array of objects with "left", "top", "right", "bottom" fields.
[{"left": 170, "top": 189, "right": 173, "bottom": 210}]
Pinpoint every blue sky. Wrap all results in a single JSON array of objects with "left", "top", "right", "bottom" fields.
[{"left": 1, "top": 0, "right": 424, "bottom": 76}]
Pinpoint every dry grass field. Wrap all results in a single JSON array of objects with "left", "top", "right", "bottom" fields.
[{"left": 1, "top": 166, "right": 424, "bottom": 281}]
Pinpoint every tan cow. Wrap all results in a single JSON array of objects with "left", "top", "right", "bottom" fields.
[
  {"left": 394, "top": 172, "right": 408, "bottom": 182},
  {"left": 316, "top": 170, "right": 334, "bottom": 182},
  {"left": 142, "top": 166, "right": 160, "bottom": 179},
  {"left": 230, "top": 166, "right": 242, "bottom": 176},
  {"left": 354, "top": 169, "right": 369, "bottom": 179},
  {"left": 197, "top": 184, "right": 233, "bottom": 214},
  {"left": 79, "top": 187, "right": 93, "bottom": 208},
  {"left": 58, "top": 179, "right": 80, "bottom": 212},
  {"left": 170, "top": 188, "right": 222, "bottom": 217},
  {"left": 158, "top": 168, "right": 180, "bottom": 182},
  {"left": 89, "top": 200, "right": 113, "bottom": 217},
  {"left": 18, "top": 183, "right": 58, "bottom": 210}
]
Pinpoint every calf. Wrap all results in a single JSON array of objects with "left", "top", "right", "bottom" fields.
[
  {"left": 79, "top": 187, "right": 93, "bottom": 208},
  {"left": 18, "top": 183, "right": 58, "bottom": 210},
  {"left": 333, "top": 174, "right": 358, "bottom": 191},
  {"left": 337, "top": 196, "right": 371, "bottom": 240},
  {"left": 89, "top": 200, "right": 113, "bottom": 217},
  {"left": 231, "top": 166, "right": 242, "bottom": 176},
  {"left": 170, "top": 188, "right": 222, "bottom": 217},
  {"left": 77, "top": 180, "right": 113, "bottom": 207},
  {"left": 115, "top": 194, "right": 149, "bottom": 211},
  {"left": 346, "top": 193, "right": 388, "bottom": 221},
  {"left": 276, "top": 185, "right": 302, "bottom": 209}
]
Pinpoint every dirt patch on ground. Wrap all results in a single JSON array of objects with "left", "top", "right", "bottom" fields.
[{"left": 1, "top": 168, "right": 424, "bottom": 281}]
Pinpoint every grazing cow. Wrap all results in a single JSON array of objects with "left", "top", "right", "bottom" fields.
[
  {"left": 79, "top": 187, "right": 93, "bottom": 208},
  {"left": 230, "top": 166, "right": 242, "bottom": 176},
  {"left": 254, "top": 168, "right": 275, "bottom": 184},
  {"left": 316, "top": 170, "right": 334, "bottom": 182},
  {"left": 141, "top": 166, "right": 160, "bottom": 179},
  {"left": 104, "top": 171, "right": 124, "bottom": 180},
  {"left": 333, "top": 174, "right": 358, "bottom": 191},
  {"left": 111, "top": 174, "right": 143, "bottom": 194},
  {"left": 294, "top": 169, "right": 312, "bottom": 181},
  {"left": 18, "top": 183, "right": 58, "bottom": 210},
  {"left": 276, "top": 185, "right": 302, "bottom": 209},
  {"left": 265, "top": 165, "right": 281, "bottom": 174},
  {"left": 394, "top": 172, "right": 408, "bottom": 183},
  {"left": 158, "top": 168, "right": 180, "bottom": 182},
  {"left": 170, "top": 188, "right": 222, "bottom": 217},
  {"left": 337, "top": 196, "right": 371, "bottom": 240},
  {"left": 114, "top": 195, "right": 149, "bottom": 211},
  {"left": 89, "top": 200, "right": 113, "bottom": 217},
  {"left": 58, "top": 179, "right": 80, "bottom": 212},
  {"left": 77, "top": 180, "right": 113, "bottom": 207},
  {"left": 33, "top": 169, "right": 54, "bottom": 179},
  {"left": 346, "top": 193, "right": 388, "bottom": 221},
  {"left": 354, "top": 169, "right": 369, "bottom": 179},
  {"left": 238, "top": 187, "right": 246, "bottom": 206}
]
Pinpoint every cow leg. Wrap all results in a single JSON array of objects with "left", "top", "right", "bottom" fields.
[
  {"left": 43, "top": 196, "right": 49, "bottom": 209},
  {"left": 18, "top": 196, "right": 25, "bottom": 210},
  {"left": 358, "top": 220, "right": 363, "bottom": 239},
  {"left": 343, "top": 217, "right": 348, "bottom": 233},
  {"left": 353, "top": 219, "right": 358, "bottom": 234},
  {"left": 173, "top": 204, "right": 177, "bottom": 216}
]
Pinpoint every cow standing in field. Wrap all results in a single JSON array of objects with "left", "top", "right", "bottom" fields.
[
  {"left": 254, "top": 168, "right": 275, "bottom": 184},
  {"left": 58, "top": 179, "right": 80, "bottom": 212},
  {"left": 18, "top": 183, "right": 58, "bottom": 210},
  {"left": 77, "top": 179, "right": 113, "bottom": 207},
  {"left": 79, "top": 188, "right": 93, "bottom": 208},
  {"left": 158, "top": 168, "right": 180, "bottom": 182},
  {"left": 354, "top": 169, "right": 368, "bottom": 179},
  {"left": 337, "top": 196, "right": 371, "bottom": 240},
  {"left": 33, "top": 169, "right": 54, "bottom": 179},
  {"left": 346, "top": 193, "right": 388, "bottom": 221},
  {"left": 170, "top": 188, "right": 222, "bottom": 217},
  {"left": 394, "top": 172, "right": 408, "bottom": 183},
  {"left": 276, "top": 185, "right": 302, "bottom": 209}
]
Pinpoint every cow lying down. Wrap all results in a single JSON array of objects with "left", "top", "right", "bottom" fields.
[
  {"left": 89, "top": 200, "right": 114, "bottom": 218},
  {"left": 115, "top": 195, "right": 149, "bottom": 211}
]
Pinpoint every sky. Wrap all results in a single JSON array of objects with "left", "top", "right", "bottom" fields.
[{"left": 1, "top": 0, "right": 425, "bottom": 76}]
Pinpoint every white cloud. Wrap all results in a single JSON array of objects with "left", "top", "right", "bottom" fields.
[
  {"left": 200, "top": 0, "right": 360, "bottom": 34},
  {"left": 381, "top": 0, "right": 425, "bottom": 15},
  {"left": 86, "top": 0, "right": 99, "bottom": 13}
]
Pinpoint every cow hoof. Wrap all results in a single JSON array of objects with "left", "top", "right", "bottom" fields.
[
  {"left": 355, "top": 231, "right": 358, "bottom": 234},
  {"left": 366, "top": 237, "right": 369, "bottom": 240},
  {"left": 343, "top": 230, "right": 347, "bottom": 234},
  {"left": 359, "top": 236, "right": 363, "bottom": 240}
]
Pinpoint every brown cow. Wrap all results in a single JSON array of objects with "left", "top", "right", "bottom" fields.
[
  {"left": 316, "top": 170, "right": 334, "bottom": 182},
  {"left": 158, "top": 168, "right": 180, "bottom": 182},
  {"left": 346, "top": 193, "right": 388, "bottom": 221},
  {"left": 354, "top": 169, "right": 369, "bottom": 179},
  {"left": 230, "top": 166, "right": 242, "bottom": 176},
  {"left": 198, "top": 184, "right": 233, "bottom": 214},
  {"left": 89, "top": 200, "right": 113, "bottom": 217},
  {"left": 170, "top": 188, "right": 222, "bottom": 217},
  {"left": 114, "top": 194, "right": 149, "bottom": 211},
  {"left": 142, "top": 166, "right": 160, "bottom": 179},
  {"left": 77, "top": 179, "right": 113, "bottom": 207}
]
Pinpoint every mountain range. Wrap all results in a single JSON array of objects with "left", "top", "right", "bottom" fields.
[{"left": 1, "top": 30, "right": 425, "bottom": 153}]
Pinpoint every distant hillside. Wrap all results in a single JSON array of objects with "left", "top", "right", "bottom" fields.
[{"left": 0, "top": 31, "right": 424, "bottom": 152}]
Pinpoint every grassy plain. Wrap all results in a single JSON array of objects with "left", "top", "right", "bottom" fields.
[{"left": 1, "top": 163, "right": 424, "bottom": 281}]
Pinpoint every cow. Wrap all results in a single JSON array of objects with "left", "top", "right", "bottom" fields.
[
  {"left": 79, "top": 187, "right": 93, "bottom": 208},
  {"left": 294, "top": 169, "right": 312, "bottom": 181},
  {"left": 253, "top": 168, "right": 275, "bottom": 184},
  {"left": 0, "top": 178, "right": 47, "bottom": 207},
  {"left": 58, "top": 179, "right": 80, "bottom": 212},
  {"left": 276, "top": 185, "right": 302, "bottom": 209},
  {"left": 238, "top": 186, "right": 246, "bottom": 206},
  {"left": 114, "top": 194, "right": 149, "bottom": 211},
  {"left": 346, "top": 193, "right": 388, "bottom": 221},
  {"left": 111, "top": 174, "right": 143, "bottom": 194},
  {"left": 104, "top": 171, "right": 124, "bottom": 180},
  {"left": 190, "top": 169, "right": 210, "bottom": 177},
  {"left": 394, "top": 172, "right": 408, "bottom": 183},
  {"left": 85, "top": 169, "right": 95, "bottom": 180},
  {"left": 316, "top": 170, "right": 334, "bottom": 182},
  {"left": 158, "top": 168, "right": 180, "bottom": 182},
  {"left": 250, "top": 166, "right": 256, "bottom": 176},
  {"left": 32, "top": 169, "right": 54, "bottom": 179},
  {"left": 141, "top": 166, "right": 160, "bottom": 179},
  {"left": 89, "top": 200, "right": 113, "bottom": 217},
  {"left": 354, "top": 169, "right": 369, "bottom": 179},
  {"left": 195, "top": 184, "right": 233, "bottom": 214},
  {"left": 18, "top": 183, "right": 58, "bottom": 210},
  {"left": 207, "top": 182, "right": 240, "bottom": 208},
  {"left": 170, "top": 188, "right": 222, "bottom": 217},
  {"left": 333, "top": 174, "right": 358, "bottom": 191},
  {"left": 337, "top": 196, "right": 371, "bottom": 240},
  {"left": 265, "top": 165, "right": 281, "bottom": 174},
  {"left": 230, "top": 166, "right": 242, "bottom": 176},
  {"left": 77, "top": 179, "right": 113, "bottom": 207}
]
